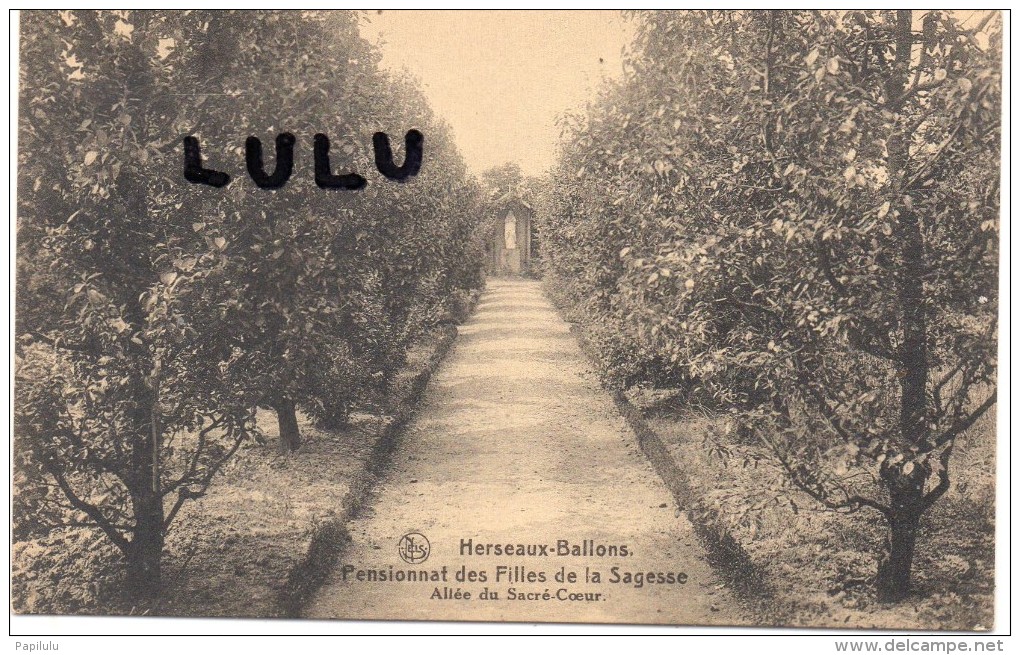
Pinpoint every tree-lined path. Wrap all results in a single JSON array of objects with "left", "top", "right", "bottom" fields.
[{"left": 305, "top": 278, "right": 745, "bottom": 624}]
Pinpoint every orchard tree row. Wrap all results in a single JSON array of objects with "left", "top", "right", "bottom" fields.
[
  {"left": 541, "top": 10, "right": 999, "bottom": 601},
  {"left": 15, "top": 10, "right": 487, "bottom": 600}
]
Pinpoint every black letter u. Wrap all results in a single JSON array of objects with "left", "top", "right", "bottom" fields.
[
  {"left": 246, "top": 133, "right": 295, "bottom": 189},
  {"left": 373, "top": 129, "right": 424, "bottom": 181}
]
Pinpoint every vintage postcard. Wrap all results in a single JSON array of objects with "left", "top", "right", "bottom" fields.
[{"left": 12, "top": 9, "right": 1003, "bottom": 634}]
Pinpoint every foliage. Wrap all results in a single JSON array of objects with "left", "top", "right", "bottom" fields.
[
  {"left": 165, "top": 14, "right": 485, "bottom": 440},
  {"left": 543, "top": 10, "right": 1000, "bottom": 600},
  {"left": 15, "top": 9, "right": 485, "bottom": 600}
]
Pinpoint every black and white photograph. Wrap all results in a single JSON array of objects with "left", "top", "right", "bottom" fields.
[{"left": 10, "top": 8, "right": 1006, "bottom": 638}]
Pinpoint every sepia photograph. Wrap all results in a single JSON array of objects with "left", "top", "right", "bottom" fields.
[{"left": 10, "top": 8, "right": 1005, "bottom": 637}]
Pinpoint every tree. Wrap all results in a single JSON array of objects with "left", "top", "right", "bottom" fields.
[
  {"left": 178, "top": 14, "right": 485, "bottom": 448},
  {"left": 168, "top": 10, "right": 390, "bottom": 450},
  {"left": 16, "top": 10, "right": 270, "bottom": 598},
  {"left": 544, "top": 10, "right": 999, "bottom": 600},
  {"left": 16, "top": 10, "right": 489, "bottom": 603}
]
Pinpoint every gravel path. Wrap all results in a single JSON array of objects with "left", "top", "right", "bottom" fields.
[{"left": 304, "top": 278, "right": 745, "bottom": 625}]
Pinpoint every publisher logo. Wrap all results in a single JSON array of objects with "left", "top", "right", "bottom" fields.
[{"left": 398, "top": 532, "right": 431, "bottom": 564}]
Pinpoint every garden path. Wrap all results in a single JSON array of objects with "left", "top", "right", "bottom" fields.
[{"left": 305, "top": 278, "right": 744, "bottom": 625}]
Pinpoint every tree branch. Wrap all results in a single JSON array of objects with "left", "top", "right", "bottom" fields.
[
  {"left": 903, "top": 119, "right": 968, "bottom": 192},
  {"left": 42, "top": 460, "right": 129, "bottom": 553},
  {"left": 921, "top": 440, "right": 954, "bottom": 511},
  {"left": 771, "top": 444, "right": 892, "bottom": 520},
  {"left": 163, "top": 428, "right": 246, "bottom": 532},
  {"left": 162, "top": 416, "right": 223, "bottom": 493},
  {"left": 933, "top": 391, "right": 996, "bottom": 447}
]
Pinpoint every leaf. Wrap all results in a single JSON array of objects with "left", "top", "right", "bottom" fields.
[
  {"left": 174, "top": 256, "right": 198, "bottom": 272},
  {"left": 84, "top": 151, "right": 99, "bottom": 165},
  {"left": 826, "top": 57, "right": 839, "bottom": 75},
  {"left": 877, "top": 201, "right": 891, "bottom": 219},
  {"left": 805, "top": 49, "right": 820, "bottom": 66},
  {"left": 214, "top": 237, "right": 227, "bottom": 251},
  {"left": 192, "top": 222, "right": 205, "bottom": 232},
  {"left": 159, "top": 271, "right": 178, "bottom": 285}
]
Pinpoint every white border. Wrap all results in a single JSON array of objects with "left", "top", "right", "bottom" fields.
[{"left": 4, "top": 4, "right": 1012, "bottom": 647}]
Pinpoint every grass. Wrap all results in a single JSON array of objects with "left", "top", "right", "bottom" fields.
[
  {"left": 634, "top": 390, "right": 996, "bottom": 630},
  {"left": 541, "top": 277, "right": 997, "bottom": 630},
  {"left": 10, "top": 324, "right": 463, "bottom": 617}
]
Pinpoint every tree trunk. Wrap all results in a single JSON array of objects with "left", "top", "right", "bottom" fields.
[
  {"left": 888, "top": 11, "right": 930, "bottom": 444},
  {"left": 123, "top": 379, "right": 165, "bottom": 601},
  {"left": 876, "top": 503, "right": 921, "bottom": 602},
  {"left": 275, "top": 396, "right": 301, "bottom": 452},
  {"left": 873, "top": 11, "right": 932, "bottom": 605},
  {"left": 125, "top": 488, "right": 165, "bottom": 600}
]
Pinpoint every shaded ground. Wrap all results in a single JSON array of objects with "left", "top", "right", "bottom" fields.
[
  {"left": 305, "top": 278, "right": 748, "bottom": 625},
  {"left": 157, "top": 326, "right": 456, "bottom": 618},
  {"left": 10, "top": 328, "right": 450, "bottom": 618},
  {"left": 154, "top": 410, "right": 383, "bottom": 617}
]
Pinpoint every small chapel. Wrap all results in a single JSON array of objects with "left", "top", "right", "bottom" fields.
[{"left": 487, "top": 194, "right": 537, "bottom": 276}]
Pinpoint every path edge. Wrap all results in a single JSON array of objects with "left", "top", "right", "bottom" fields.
[
  {"left": 277, "top": 292, "right": 479, "bottom": 618},
  {"left": 551, "top": 300, "right": 779, "bottom": 623},
  {"left": 607, "top": 391, "right": 775, "bottom": 611}
]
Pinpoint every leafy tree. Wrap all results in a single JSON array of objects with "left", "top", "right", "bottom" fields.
[
  {"left": 168, "top": 10, "right": 391, "bottom": 449},
  {"left": 180, "top": 14, "right": 485, "bottom": 447},
  {"left": 15, "top": 9, "right": 487, "bottom": 601},
  {"left": 480, "top": 162, "right": 524, "bottom": 195},
  {"left": 544, "top": 10, "right": 999, "bottom": 600},
  {"left": 15, "top": 10, "right": 270, "bottom": 598}
]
